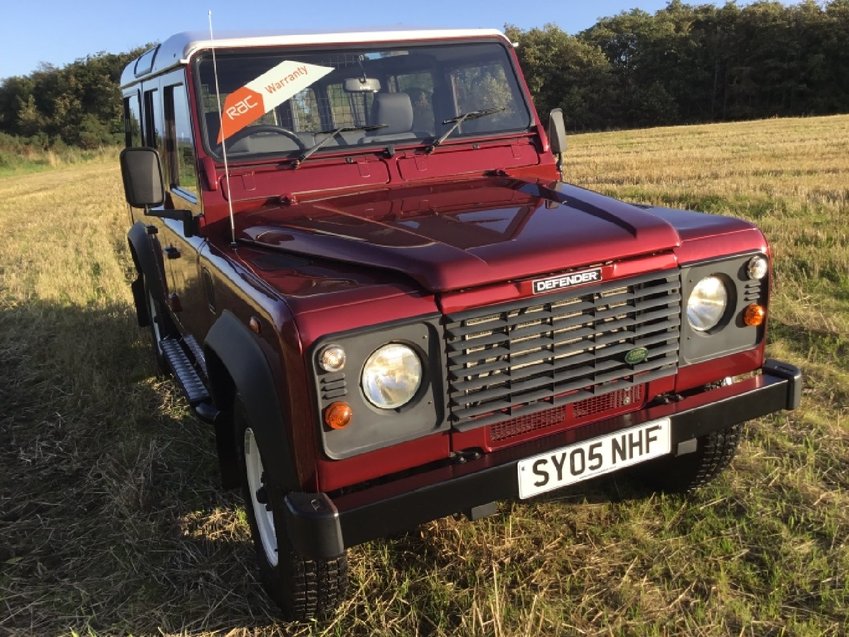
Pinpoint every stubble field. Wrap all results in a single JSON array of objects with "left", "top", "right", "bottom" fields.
[{"left": 1, "top": 115, "right": 847, "bottom": 636}]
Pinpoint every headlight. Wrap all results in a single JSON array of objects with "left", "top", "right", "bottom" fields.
[
  {"left": 361, "top": 344, "right": 422, "bottom": 409},
  {"left": 687, "top": 275, "right": 729, "bottom": 332}
]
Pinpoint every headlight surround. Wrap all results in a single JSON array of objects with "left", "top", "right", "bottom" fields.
[
  {"left": 687, "top": 275, "right": 729, "bottom": 332},
  {"left": 361, "top": 343, "right": 423, "bottom": 409}
]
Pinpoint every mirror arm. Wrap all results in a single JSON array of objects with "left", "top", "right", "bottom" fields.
[{"left": 145, "top": 208, "right": 199, "bottom": 238}]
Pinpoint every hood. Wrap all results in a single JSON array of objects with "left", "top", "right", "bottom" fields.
[{"left": 237, "top": 177, "right": 682, "bottom": 292}]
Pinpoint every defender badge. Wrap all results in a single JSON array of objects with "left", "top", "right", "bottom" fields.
[
  {"left": 532, "top": 267, "right": 602, "bottom": 295},
  {"left": 624, "top": 346, "right": 649, "bottom": 365}
]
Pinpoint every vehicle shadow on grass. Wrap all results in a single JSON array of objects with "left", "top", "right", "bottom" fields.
[
  {"left": 0, "top": 300, "right": 304, "bottom": 635},
  {"left": 0, "top": 299, "right": 672, "bottom": 636}
]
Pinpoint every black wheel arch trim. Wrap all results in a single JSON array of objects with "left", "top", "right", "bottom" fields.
[
  {"left": 127, "top": 221, "right": 166, "bottom": 322},
  {"left": 205, "top": 310, "right": 299, "bottom": 491}
]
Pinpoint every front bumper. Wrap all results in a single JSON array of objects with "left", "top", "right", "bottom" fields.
[{"left": 284, "top": 359, "right": 802, "bottom": 559}]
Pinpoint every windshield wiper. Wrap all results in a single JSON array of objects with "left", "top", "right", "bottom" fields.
[
  {"left": 294, "top": 124, "right": 387, "bottom": 168},
  {"left": 427, "top": 107, "right": 504, "bottom": 152}
]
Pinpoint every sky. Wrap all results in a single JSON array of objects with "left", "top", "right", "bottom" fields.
[{"left": 0, "top": 0, "right": 762, "bottom": 80}]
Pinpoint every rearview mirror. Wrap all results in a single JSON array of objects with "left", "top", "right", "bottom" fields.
[
  {"left": 120, "top": 147, "right": 165, "bottom": 208},
  {"left": 343, "top": 77, "right": 381, "bottom": 93},
  {"left": 547, "top": 109, "right": 567, "bottom": 179}
]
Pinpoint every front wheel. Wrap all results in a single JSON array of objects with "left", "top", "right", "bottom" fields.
[
  {"left": 235, "top": 401, "right": 348, "bottom": 619},
  {"left": 638, "top": 423, "right": 743, "bottom": 493}
]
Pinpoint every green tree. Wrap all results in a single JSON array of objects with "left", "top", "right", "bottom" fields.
[
  {"left": 0, "top": 47, "right": 146, "bottom": 147},
  {"left": 506, "top": 23, "right": 614, "bottom": 131}
]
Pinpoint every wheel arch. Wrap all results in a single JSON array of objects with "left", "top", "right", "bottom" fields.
[
  {"left": 127, "top": 221, "right": 165, "bottom": 326},
  {"left": 204, "top": 310, "right": 299, "bottom": 492}
]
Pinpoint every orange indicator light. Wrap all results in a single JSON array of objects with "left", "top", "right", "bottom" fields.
[
  {"left": 743, "top": 304, "right": 766, "bottom": 327},
  {"left": 324, "top": 402, "right": 353, "bottom": 430}
]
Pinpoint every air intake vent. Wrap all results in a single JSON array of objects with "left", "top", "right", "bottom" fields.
[{"left": 320, "top": 373, "right": 348, "bottom": 401}]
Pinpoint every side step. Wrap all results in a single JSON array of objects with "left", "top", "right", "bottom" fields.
[
  {"left": 161, "top": 338, "right": 211, "bottom": 405},
  {"left": 183, "top": 334, "right": 208, "bottom": 377}
]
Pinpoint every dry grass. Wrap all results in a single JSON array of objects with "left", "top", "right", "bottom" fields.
[{"left": 1, "top": 116, "right": 847, "bottom": 636}]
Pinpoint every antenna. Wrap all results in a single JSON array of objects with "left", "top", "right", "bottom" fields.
[{"left": 208, "top": 10, "right": 237, "bottom": 249}]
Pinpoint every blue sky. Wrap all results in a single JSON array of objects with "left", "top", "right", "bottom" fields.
[{"left": 0, "top": 0, "right": 778, "bottom": 80}]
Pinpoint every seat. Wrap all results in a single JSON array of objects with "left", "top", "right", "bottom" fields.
[
  {"left": 361, "top": 93, "right": 417, "bottom": 144},
  {"left": 405, "top": 88, "right": 435, "bottom": 135}
]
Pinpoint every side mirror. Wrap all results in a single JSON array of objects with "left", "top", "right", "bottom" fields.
[
  {"left": 547, "top": 108, "right": 567, "bottom": 179},
  {"left": 119, "top": 147, "right": 198, "bottom": 237},
  {"left": 120, "top": 147, "right": 165, "bottom": 208}
]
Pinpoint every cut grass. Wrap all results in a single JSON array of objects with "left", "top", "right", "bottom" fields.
[{"left": 1, "top": 116, "right": 847, "bottom": 636}]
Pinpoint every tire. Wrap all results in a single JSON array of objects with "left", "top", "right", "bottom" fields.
[
  {"left": 235, "top": 400, "right": 348, "bottom": 620},
  {"left": 638, "top": 423, "right": 743, "bottom": 493}
]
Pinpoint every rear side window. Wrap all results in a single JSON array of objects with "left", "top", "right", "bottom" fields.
[
  {"left": 123, "top": 94, "right": 142, "bottom": 147},
  {"left": 164, "top": 84, "right": 198, "bottom": 199},
  {"left": 143, "top": 89, "right": 161, "bottom": 150}
]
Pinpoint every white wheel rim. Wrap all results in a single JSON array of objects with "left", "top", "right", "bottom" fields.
[{"left": 244, "top": 427, "right": 279, "bottom": 566}]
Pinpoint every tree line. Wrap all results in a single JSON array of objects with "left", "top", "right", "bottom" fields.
[
  {"left": 1, "top": 1, "right": 848, "bottom": 148},
  {"left": 508, "top": 0, "right": 849, "bottom": 130},
  {"left": 0, "top": 49, "right": 144, "bottom": 149}
]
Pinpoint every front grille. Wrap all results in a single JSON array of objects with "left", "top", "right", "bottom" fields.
[
  {"left": 572, "top": 385, "right": 644, "bottom": 418},
  {"left": 444, "top": 270, "right": 681, "bottom": 431},
  {"left": 488, "top": 405, "right": 568, "bottom": 442},
  {"left": 486, "top": 385, "right": 645, "bottom": 444}
]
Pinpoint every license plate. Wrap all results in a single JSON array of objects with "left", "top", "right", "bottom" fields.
[{"left": 517, "top": 418, "right": 671, "bottom": 499}]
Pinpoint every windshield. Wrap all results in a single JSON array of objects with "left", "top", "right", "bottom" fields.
[{"left": 194, "top": 41, "right": 531, "bottom": 160}]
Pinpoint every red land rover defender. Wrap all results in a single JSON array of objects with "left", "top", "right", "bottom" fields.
[{"left": 119, "top": 29, "right": 801, "bottom": 619}]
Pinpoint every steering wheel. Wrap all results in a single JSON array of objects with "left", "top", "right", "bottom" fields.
[{"left": 220, "top": 124, "right": 307, "bottom": 151}]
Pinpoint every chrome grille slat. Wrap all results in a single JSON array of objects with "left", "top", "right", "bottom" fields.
[{"left": 444, "top": 270, "right": 682, "bottom": 430}]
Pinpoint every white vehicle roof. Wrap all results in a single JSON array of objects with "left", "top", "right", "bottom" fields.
[{"left": 120, "top": 28, "right": 509, "bottom": 88}]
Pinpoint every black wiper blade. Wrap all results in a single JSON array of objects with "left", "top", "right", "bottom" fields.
[
  {"left": 428, "top": 107, "right": 504, "bottom": 152},
  {"left": 294, "top": 124, "right": 387, "bottom": 168}
]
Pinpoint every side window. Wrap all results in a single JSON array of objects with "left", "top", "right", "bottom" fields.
[
  {"left": 164, "top": 84, "right": 198, "bottom": 199},
  {"left": 123, "top": 94, "right": 142, "bottom": 147},
  {"left": 143, "top": 89, "right": 161, "bottom": 150}
]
